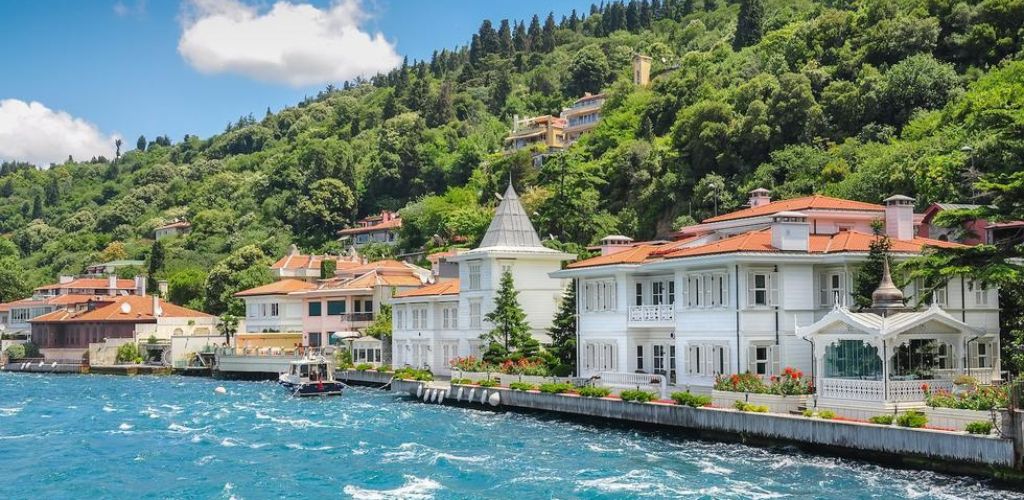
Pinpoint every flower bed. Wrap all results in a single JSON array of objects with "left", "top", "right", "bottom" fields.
[
  {"left": 926, "top": 385, "right": 1008, "bottom": 411},
  {"left": 924, "top": 407, "right": 1006, "bottom": 432},
  {"left": 714, "top": 368, "right": 813, "bottom": 396},
  {"left": 711, "top": 390, "right": 810, "bottom": 414}
]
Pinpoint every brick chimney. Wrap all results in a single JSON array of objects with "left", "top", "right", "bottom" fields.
[
  {"left": 748, "top": 188, "right": 772, "bottom": 208},
  {"left": 599, "top": 235, "right": 634, "bottom": 256},
  {"left": 884, "top": 195, "right": 915, "bottom": 241},
  {"left": 770, "top": 211, "right": 810, "bottom": 251}
]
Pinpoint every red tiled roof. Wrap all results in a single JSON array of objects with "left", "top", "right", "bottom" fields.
[
  {"left": 395, "top": 280, "right": 460, "bottom": 298},
  {"left": 35, "top": 278, "right": 137, "bottom": 291},
  {"left": 270, "top": 253, "right": 345, "bottom": 270},
  {"left": 31, "top": 295, "right": 211, "bottom": 323},
  {"left": 337, "top": 218, "right": 402, "bottom": 235},
  {"left": 702, "top": 195, "right": 884, "bottom": 223},
  {"left": 156, "top": 221, "right": 191, "bottom": 230},
  {"left": 234, "top": 279, "right": 317, "bottom": 297},
  {"left": 44, "top": 294, "right": 102, "bottom": 306}
]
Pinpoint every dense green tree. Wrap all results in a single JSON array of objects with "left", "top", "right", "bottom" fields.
[
  {"left": 548, "top": 280, "right": 577, "bottom": 375},
  {"left": 167, "top": 268, "right": 207, "bottom": 310},
  {"left": 136, "top": 135, "right": 146, "bottom": 151},
  {"left": 204, "top": 245, "right": 273, "bottom": 315},
  {"left": 481, "top": 270, "right": 533, "bottom": 360},
  {"left": 565, "top": 45, "right": 609, "bottom": 97},
  {"left": 733, "top": 0, "right": 765, "bottom": 50},
  {"left": 0, "top": 257, "right": 30, "bottom": 303},
  {"left": 147, "top": 240, "right": 165, "bottom": 295}
]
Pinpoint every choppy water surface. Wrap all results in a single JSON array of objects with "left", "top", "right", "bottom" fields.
[{"left": 0, "top": 373, "right": 1020, "bottom": 499}]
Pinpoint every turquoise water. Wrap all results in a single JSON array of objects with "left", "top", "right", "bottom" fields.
[{"left": 0, "top": 374, "right": 1019, "bottom": 499}]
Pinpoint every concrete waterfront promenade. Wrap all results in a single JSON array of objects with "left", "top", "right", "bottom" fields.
[{"left": 391, "top": 379, "right": 1024, "bottom": 480}]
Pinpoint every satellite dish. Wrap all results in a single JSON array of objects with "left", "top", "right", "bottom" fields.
[{"left": 120, "top": 303, "right": 131, "bottom": 314}]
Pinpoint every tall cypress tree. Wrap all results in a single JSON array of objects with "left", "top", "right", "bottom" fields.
[
  {"left": 482, "top": 270, "right": 532, "bottom": 356},
  {"left": 147, "top": 240, "right": 165, "bottom": 296},
  {"left": 548, "top": 281, "right": 578, "bottom": 374},
  {"left": 541, "top": 13, "right": 557, "bottom": 52},
  {"left": 733, "top": 0, "right": 765, "bottom": 51}
]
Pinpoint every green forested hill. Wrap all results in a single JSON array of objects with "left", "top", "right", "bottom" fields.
[{"left": 1, "top": 0, "right": 1023, "bottom": 313}]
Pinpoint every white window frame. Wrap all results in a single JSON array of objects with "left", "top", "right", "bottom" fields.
[
  {"left": 584, "top": 279, "right": 616, "bottom": 312},
  {"left": 270, "top": 303, "right": 279, "bottom": 317},
  {"left": 468, "top": 263, "right": 482, "bottom": 290},
  {"left": 747, "top": 270, "right": 778, "bottom": 308},
  {"left": 818, "top": 270, "right": 846, "bottom": 307},
  {"left": 747, "top": 341, "right": 780, "bottom": 376},
  {"left": 684, "top": 272, "right": 728, "bottom": 309},
  {"left": 469, "top": 301, "right": 482, "bottom": 328}
]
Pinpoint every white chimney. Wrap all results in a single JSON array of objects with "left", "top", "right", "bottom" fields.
[
  {"left": 59, "top": 275, "right": 74, "bottom": 284},
  {"left": 152, "top": 295, "right": 162, "bottom": 318},
  {"left": 135, "top": 275, "right": 147, "bottom": 297},
  {"left": 748, "top": 188, "right": 772, "bottom": 208},
  {"left": 771, "top": 211, "right": 810, "bottom": 251},
  {"left": 599, "top": 235, "right": 634, "bottom": 256},
  {"left": 108, "top": 275, "right": 117, "bottom": 296},
  {"left": 884, "top": 195, "right": 915, "bottom": 241}
]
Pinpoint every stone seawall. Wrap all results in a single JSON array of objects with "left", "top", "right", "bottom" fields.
[
  {"left": 391, "top": 380, "right": 1017, "bottom": 475},
  {"left": 336, "top": 369, "right": 394, "bottom": 387}
]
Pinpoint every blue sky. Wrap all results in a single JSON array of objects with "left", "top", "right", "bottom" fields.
[{"left": 0, "top": 0, "right": 593, "bottom": 166}]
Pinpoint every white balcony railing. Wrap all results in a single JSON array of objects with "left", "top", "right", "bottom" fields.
[
  {"left": 820, "top": 377, "right": 956, "bottom": 403},
  {"left": 628, "top": 305, "right": 674, "bottom": 324}
]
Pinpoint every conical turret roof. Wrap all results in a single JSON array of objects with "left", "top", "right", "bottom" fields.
[
  {"left": 478, "top": 184, "right": 547, "bottom": 250},
  {"left": 871, "top": 257, "right": 904, "bottom": 310}
]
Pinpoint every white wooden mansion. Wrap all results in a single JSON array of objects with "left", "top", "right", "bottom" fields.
[
  {"left": 550, "top": 189, "right": 1001, "bottom": 402},
  {"left": 390, "top": 185, "right": 573, "bottom": 376}
]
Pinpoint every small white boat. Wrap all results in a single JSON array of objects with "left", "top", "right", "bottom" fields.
[{"left": 279, "top": 356, "right": 343, "bottom": 397}]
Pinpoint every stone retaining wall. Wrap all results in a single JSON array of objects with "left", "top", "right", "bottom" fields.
[{"left": 391, "top": 380, "right": 1015, "bottom": 471}]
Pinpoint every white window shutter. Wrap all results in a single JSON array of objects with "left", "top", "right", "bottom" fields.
[
  {"left": 769, "top": 273, "right": 779, "bottom": 306},
  {"left": 706, "top": 345, "right": 717, "bottom": 375},
  {"left": 747, "top": 344, "right": 756, "bottom": 374},
  {"left": 817, "top": 273, "right": 825, "bottom": 306},
  {"left": 770, "top": 344, "right": 781, "bottom": 375},
  {"left": 968, "top": 342, "right": 979, "bottom": 369},
  {"left": 747, "top": 272, "right": 756, "bottom": 307}
]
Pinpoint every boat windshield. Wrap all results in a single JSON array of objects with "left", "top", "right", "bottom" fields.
[{"left": 299, "top": 364, "right": 309, "bottom": 377}]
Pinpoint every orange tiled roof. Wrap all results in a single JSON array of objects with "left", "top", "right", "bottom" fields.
[
  {"left": 156, "top": 221, "right": 191, "bottom": 230},
  {"left": 234, "top": 279, "right": 317, "bottom": 297},
  {"left": 30, "top": 295, "right": 211, "bottom": 323},
  {"left": 566, "top": 245, "right": 661, "bottom": 269},
  {"left": 662, "top": 229, "right": 963, "bottom": 259},
  {"left": 35, "top": 278, "right": 136, "bottom": 291},
  {"left": 337, "top": 218, "right": 402, "bottom": 235},
  {"left": 702, "top": 195, "right": 884, "bottom": 223},
  {"left": 345, "top": 259, "right": 410, "bottom": 274},
  {"left": 270, "top": 253, "right": 348, "bottom": 270},
  {"left": 338, "top": 270, "right": 424, "bottom": 289},
  {"left": 45, "top": 294, "right": 102, "bottom": 306},
  {"left": 395, "top": 279, "right": 461, "bottom": 298}
]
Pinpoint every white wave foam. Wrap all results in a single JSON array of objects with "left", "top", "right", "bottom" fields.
[
  {"left": 286, "top": 443, "right": 333, "bottom": 451},
  {"left": 342, "top": 475, "right": 442, "bottom": 500},
  {"left": 698, "top": 460, "right": 732, "bottom": 475},
  {"left": 430, "top": 452, "right": 488, "bottom": 464},
  {"left": 118, "top": 423, "right": 133, "bottom": 431},
  {"left": 101, "top": 405, "right": 117, "bottom": 413},
  {"left": 0, "top": 406, "right": 24, "bottom": 417}
]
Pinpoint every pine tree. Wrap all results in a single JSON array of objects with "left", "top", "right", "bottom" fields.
[
  {"left": 853, "top": 220, "right": 892, "bottom": 309},
  {"left": 527, "top": 15, "right": 542, "bottom": 51},
  {"left": 548, "top": 281, "right": 577, "bottom": 374},
  {"left": 498, "top": 19, "right": 513, "bottom": 56},
  {"left": 733, "top": 0, "right": 765, "bottom": 51},
  {"left": 31, "top": 192, "right": 43, "bottom": 219},
  {"left": 147, "top": 240, "right": 165, "bottom": 295},
  {"left": 136, "top": 135, "right": 146, "bottom": 152},
  {"left": 541, "top": 13, "right": 557, "bottom": 52},
  {"left": 482, "top": 270, "right": 532, "bottom": 355}
]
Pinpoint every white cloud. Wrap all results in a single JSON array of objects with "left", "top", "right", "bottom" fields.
[
  {"left": 0, "top": 99, "right": 119, "bottom": 167},
  {"left": 113, "top": 0, "right": 147, "bottom": 17},
  {"left": 178, "top": 0, "right": 402, "bottom": 87}
]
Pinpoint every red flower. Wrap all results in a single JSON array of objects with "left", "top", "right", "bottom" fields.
[
  {"left": 794, "top": 370, "right": 803, "bottom": 379},
  {"left": 920, "top": 383, "right": 930, "bottom": 393}
]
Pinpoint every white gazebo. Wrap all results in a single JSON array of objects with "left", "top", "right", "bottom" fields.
[{"left": 796, "top": 261, "right": 1000, "bottom": 411}]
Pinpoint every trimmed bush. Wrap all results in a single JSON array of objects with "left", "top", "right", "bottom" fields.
[
  {"left": 477, "top": 379, "right": 499, "bottom": 388},
  {"left": 508, "top": 382, "right": 537, "bottom": 391},
  {"left": 671, "top": 391, "right": 711, "bottom": 407},
  {"left": 4, "top": 343, "right": 26, "bottom": 360},
  {"left": 394, "top": 367, "right": 433, "bottom": 381},
  {"left": 869, "top": 415, "right": 894, "bottom": 425},
  {"left": 733, "top": 401, "right": 769, "bottom": 413},
  {"left": 577, "top": 386, "right": 612, "bottom": 398},
  {"left": 376, "top": 366, "right": 390, "bottom": 373},
  {"left": 818, "top": 410, "right": 835, "bottom": 420},
  {"left": 896, "top": 410, "right": 927, "bottom": 428},
  {"left": 966, "top": 421, "right": 994, "bottom": 435},
  {"left": 620, "top": 389, "right": 656, "bottom": 403},
  {"left": 802, "top": 409, "right": 814, "bottom": 417},
  {"left": 355, "top": 363, "right": 373, "bottom": 371},
  {"left": 539, "top": 382, "right": 575, "bottom": 394},
  {"left": 116, "top": 342, "right": 141, "bottom": 364},
  {"left": 450, "top": 378, "right": 472, "bottom": 385}
]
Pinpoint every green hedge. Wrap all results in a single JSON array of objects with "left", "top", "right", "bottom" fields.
[
  {"left": 671, "top": 391, "right": 711, "bottom": 407},
  {"left": 620, "top": 389, "right": 656, "bottom": 403}
]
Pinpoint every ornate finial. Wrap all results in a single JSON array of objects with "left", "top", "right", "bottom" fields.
[{"left": 871, "top": 257, "right": 904, "bottom": 310}]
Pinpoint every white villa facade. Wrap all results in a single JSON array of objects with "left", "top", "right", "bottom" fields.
[
  {"left": 551, "top": 190, "right": 1001, "bottom": 398},
  {"left": 391, "top": 185, "right": 573, "bottom": 375}
]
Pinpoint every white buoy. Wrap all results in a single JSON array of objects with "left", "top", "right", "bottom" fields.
[
  {"left": 488, "top": 392, "right": 500, "bottom": 406},
  {"left": 468, "top": 388, "right": 476, "bottom": 401},
  {"left": 435, "top": 390, "right": 444, "bottom": 403},
  {"left": 479, "top": 390, "right": 488, "bottom": 404},
  {"left": 415, "top": 385, "right": 423, "bottom": 398},
  {"left": 214, "top": 386, "right": 227, "bottom": 395},
  {"left": 456, "top": 387, "right": 464, "bottom": 401}
]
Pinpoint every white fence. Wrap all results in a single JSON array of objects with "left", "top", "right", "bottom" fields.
[
  {"left": 627, "top": 305, "right": 674, "bottom": 324},
  {"left": 820, "top": 377, "right": 955, "bottom": 403},
  {"left": 597, "top": 372, "right": 669, "bottom": 399}
]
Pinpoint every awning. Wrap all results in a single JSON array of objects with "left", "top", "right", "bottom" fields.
[{"left": 330, "top": 331, "right": 361, "bottom": 340}]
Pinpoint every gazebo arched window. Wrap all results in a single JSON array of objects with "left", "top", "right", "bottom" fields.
[
  {"left": 824, "top": 340, "right": 882, "bottom": 380},
  {"left": 890, "top": 339, "right": 953, "bottom": 380}
]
